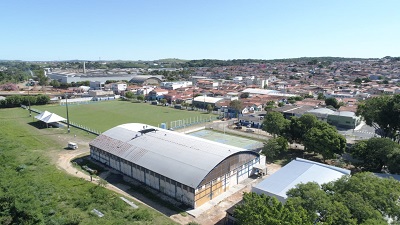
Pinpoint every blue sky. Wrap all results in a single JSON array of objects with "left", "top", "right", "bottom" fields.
[{"left": 1, "top": 0, "right": 399, "bottom": 61}]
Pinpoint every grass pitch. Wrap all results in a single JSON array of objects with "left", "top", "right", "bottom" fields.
[{"left": 34, "top": 100, "right": 216, "bottom": 132}]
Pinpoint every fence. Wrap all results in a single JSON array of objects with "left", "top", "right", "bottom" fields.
[
  {"left": 205, "top": 121, "right": 271, "bottom": 141},
  {"left": 59, "top": 97, "right": 93, "bottom": 106},
  {"left": 164, "top": 115, "right": 219, "bottom": 130}
]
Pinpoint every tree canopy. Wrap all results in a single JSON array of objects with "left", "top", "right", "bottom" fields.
[
  {"left": 351, "top": 137, "right": 400, "bottom": 173},
  {"left": 236, "top": 172, "right": 400, "bottom": 224},
  {"left": 262, "top": 136, "right": 288, "bottom": 159},
  {"left": 287, "top": 114, "right": 319, "bottom": 144},
  {"left": 262, "top": 112, "right": 289, "bottom": 137},
  {"left": 0, "top": 94, "right": 50, "bottom": 108},
  {"left": 356, "top": 94, "right": 400, "bottom": 140},
  {"left": 303, "top": 122, "right": 346, "bottom": 161},
  {"left": 229, "top": 100, "right": 243, "bottom": 119},
  {"left": 234, "top": 192, "right": 311, "bottom": 225},
  {"left": 287, "top": 172, "right": 400, "bottom": 224},
  {"left": 325, "top": 97, "right": 340, "bottom": 109}
]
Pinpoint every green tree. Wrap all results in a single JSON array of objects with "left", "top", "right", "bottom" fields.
[
  {"left": 288, "top": 114, "right": 318, "bottom": 144},
  {"left": 317, "top": 93, "right": 325, "bottom": 100},
  {"left": 286, "top": 173, "right": 400, "bottom": 224},
  {"left": 125, "top": 91, "right": 134, "bottom": 99},
  {"left": 303, "top": 122, "right": 346, "bottom": 161},
  {"left": 288, "top": 182, "right": 358, "bottom": 225},
  {"left": 229, "top": 100, "right": 242, "bottom": 121},
  {"left": 387, "top": 149, "right": 400, "bottom": 174},
  {"left": 49, "top": 80, "right": 60, "bottom": 88},
  {"left": 160, "top": 99, "right": 167, "bottom": 105},
  {"left": 206, "top": 104, "right": 213, "bottom": 113},
  {"left": 181, "top": 102, "right": 188, "bottom": 109},
  {"left": 354, "top": 77, "right": 362, "bottom": 84},
  {"left": 322, "top": 172, "right": 400, "bottom": 223},
  {"left": 325, "top": 97, "right": 339, "bottom": 109},
  {"left": 234, "top": 192, "right": 312, "bottom": 225},
  {"left": 262, "top": 112, "right": 289, "bottom": 138},
  {"left": 287, "top": 182, "right": 330, "bottom": 221},
  {"left": 136, "top": 95, "right": 145, "bottom": 102},
  {"left": 240, "top": 92, "right": 249, "bottom": 98},
  {"left": 304, "top": 94, "right": 314, "bottom": 98},
  {"left": 34, "top": 70, "right": 48, "bottom": 86},
  {"left": 262, "top": 137, "right": 288, "bottom": 159},
  {"left": 323, "top": 201, "right": 357, "bottom": 225},
  {"left": 36, "top": 94, "right": 50, "bottom": 105},
  {"left": 357, "top": 94, "right": 400, "bottom": 139},
  {"left": 264, "top": 101, "right": 275, "bottom": 111},
  {"left": 351, "top": 137, "right": 400, "bottom": 172}
]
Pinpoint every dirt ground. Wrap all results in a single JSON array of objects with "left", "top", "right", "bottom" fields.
[{"left": 42, "top": 124, "right": 281, "bottom": 225}]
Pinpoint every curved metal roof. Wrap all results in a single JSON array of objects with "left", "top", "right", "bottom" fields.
[
  {"left": 90, "top": 123, "right": 256, "bottom": 188},
  {"left": 129, "top": 75, "right": 162, "bottom": 83}
]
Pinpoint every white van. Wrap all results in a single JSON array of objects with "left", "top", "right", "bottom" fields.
[{"left": 68, "top": 142, "right": 78, "bottom": 150}]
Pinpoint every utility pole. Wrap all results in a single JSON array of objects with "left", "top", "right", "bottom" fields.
[
  {"left": 192, "top": 87, "right": 195, "bottom": 110},
  {"left": 28, "top": 87, "right": 31, "bottom": 117},
  {"left": 203, "top": 94, "right": 206, "bottom": 110},
  {"left": 65, "top": 93, "right": 70, "bottom": 133}
]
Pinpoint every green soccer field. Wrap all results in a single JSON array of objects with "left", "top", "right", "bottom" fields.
[{"left": 33, "top": 100, "right": 215, "bottom": 132}]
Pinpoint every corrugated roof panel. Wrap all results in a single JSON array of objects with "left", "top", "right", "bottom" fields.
[
  {"left": 253, "top": 158, "right": 350, "bottom": 200},
  {"left": 90, "top": 123, "right": 255, "bottom": 188}
]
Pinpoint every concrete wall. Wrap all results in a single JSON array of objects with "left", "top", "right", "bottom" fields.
[{"left": 90, "top": 146, "right": 195, "bottom": 207}]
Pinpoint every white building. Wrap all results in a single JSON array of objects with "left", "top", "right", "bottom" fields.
[
  {"left": 252, "top": 158, "right": 350, "bottom": 203},
  {"left": 111, "top": 83, "right": 127, "bottom": 94},
  {"left": 160, "top": 81, "right": 192, "bottom": 90},
  {"left": 90, "top": 123, "right": 263, "bottom": 208},
  {"left": 233, "top": 76, "right": 243, "bottom": 83}
]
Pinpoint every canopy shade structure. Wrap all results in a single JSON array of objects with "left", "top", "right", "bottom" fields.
[
  {"left": 40, "top": 113, "right": 66, "bottom": 123},
  {"left": 34, "top": 111, "right": 51, "bottom": 120}
]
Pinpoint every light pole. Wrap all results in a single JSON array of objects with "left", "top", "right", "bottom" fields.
[
  {"left": 65, "top": 93, "right": 70, "bottom": 133},
  {"left": 203, "top": 94, "right": 206, "bottom": 111},
  {"left": 28, "top": 87, "right": 31, "bottom": 117}
]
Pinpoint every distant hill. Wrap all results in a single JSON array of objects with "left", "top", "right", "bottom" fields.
[{"left": 155, "top": 58, "right": 188, "bottom": 63}]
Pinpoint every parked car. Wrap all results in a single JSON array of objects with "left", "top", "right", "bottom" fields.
[
  {"left": 68, "top": 142, "right": 78, "bottom": 150},
  {"left": 246, "top": 128, "right": 255, "bottom": 133},
  {"left": 234, "top": 126, "right": 242, "bottom": 129}
]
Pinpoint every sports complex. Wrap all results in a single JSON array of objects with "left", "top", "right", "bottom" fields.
[{"left": 32, "top": 99, "right": 265, "bottom": 209}]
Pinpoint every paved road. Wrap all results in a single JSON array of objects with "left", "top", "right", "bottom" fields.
[{"left": 338, "top": 123, "right": 377, "bottom": 142}]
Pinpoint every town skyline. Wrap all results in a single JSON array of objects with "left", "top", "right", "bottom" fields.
[{"left": 2, "top": 0, "right": 399, "bottom": 61}]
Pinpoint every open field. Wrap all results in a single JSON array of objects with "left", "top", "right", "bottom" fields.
[
  {"left": 0, "top": 108, "right": 176, "bottom": 224},
  {"left": 34, "top": 100, "right": 215, "bottom": 132}
]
